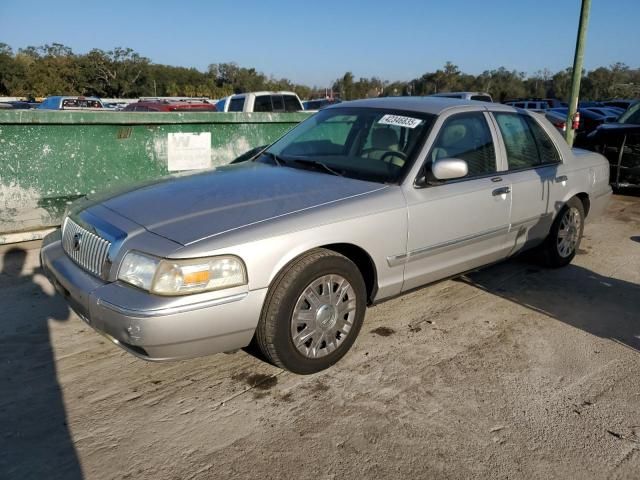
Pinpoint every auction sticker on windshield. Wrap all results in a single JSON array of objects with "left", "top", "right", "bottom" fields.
[{"left": 378, "top": 114, "right": 423, "bottom": 129}]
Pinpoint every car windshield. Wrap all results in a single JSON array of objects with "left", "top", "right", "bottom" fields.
[
  {"left": 258, "top": 107, "right": 435, "bottom": 183},
  {"left": 619, "top": 102, "right": 640, "bottom": 125}
]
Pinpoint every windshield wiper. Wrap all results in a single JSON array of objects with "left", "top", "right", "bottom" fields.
[
  {"left": 290, "top": 158, "right": 344, "bottom": 177},
  {"left": 262, "top": 151, "right": 284, "bottom": 166}
]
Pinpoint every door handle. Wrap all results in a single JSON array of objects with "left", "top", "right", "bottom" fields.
[
  {"left": 555, "top": 175, "right": 568, "bottom": 183},
  {"left": 491, "top": 177, "right": 503, "bottom": 183},
  {"left": 492, "top": 186, "right": 511, "bottom": 196}
]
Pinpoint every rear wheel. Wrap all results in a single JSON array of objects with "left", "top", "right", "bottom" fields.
[
  {"left": 255, "top": 249, "right": 366, "bottom": 374},
  {"left": 542, "top": 197, "right": 585, "bottom": 268}
]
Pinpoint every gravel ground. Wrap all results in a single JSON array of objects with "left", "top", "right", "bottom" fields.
[{"left": 1, "top": 194, "right": 639, "bottom": 480}]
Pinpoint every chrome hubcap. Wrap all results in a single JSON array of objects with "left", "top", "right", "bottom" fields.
[
  {"left": 290, "top": 274, "right": 357, "bottom": 359},
  {"left": 557, "top": 207, "right": 581, "bottom": 258}
]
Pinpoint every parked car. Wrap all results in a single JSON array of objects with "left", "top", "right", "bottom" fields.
[
  {"left": 550, "top": 107, "right": 618, "bottom": 138},
  {"left": 6, "top": 100, "right": 38, "bottom": 109},
  {"left": 505, "top": 98, "right": 566, "bottom": 110},
  {"left": 542, "top": 109, "right": 568, "bottom": 133},
  {"left": 122, "top": 99, "right": 217, "bottom": 112},
  {"left": 215, "top": 96, "right": 230, "bottom": 112},
  {"left": 37, "top": 96, "right": 104, "bottom": 110},
  {"left": 584, "top": 107, "right": 622, "bottom": 119},
  {"left": 578, "top": 101, "right": 640, "bottom": 187},
  {"left": 103, "top": 101, "right": 129, "bottom": 110},
  {"left": 601, "top": 99, "right": 637, "bottom": 111},
  {"left": 505, "top": 100, "right": 550, "bottom": 111},
  {"left": 41, "top": 97, "right": 611, "bottom": 374},
  {"left": 429, "top": 91, "right": 493, "bottom": 102},
  {"left": 578, "top": 101, "right": 603, "bottom": 108},
  {"left": 216, "top": 91, "right": 304, "bottom": 112}
]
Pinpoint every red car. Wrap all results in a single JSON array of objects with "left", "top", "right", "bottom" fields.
[{"left": 123, "top": 99, "right": 217, "bottom": 112}]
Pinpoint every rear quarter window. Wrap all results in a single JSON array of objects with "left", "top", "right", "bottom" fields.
[
  {"left": 228, "top": 97, "right": 245, "bottom": 112},
  {"left": 284, "top": 95, "right": 302, "bottom": 112},
  {"left": 494, "top": 113, "right": 561, "bottom": 169}
]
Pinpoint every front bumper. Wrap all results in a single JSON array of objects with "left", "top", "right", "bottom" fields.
[{"left": 40, "top": 236, "right": 267, "bottom": 361}]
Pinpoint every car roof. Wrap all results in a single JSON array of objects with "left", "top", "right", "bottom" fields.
[
  {"left": 324, "top": 96, "right": 498, "bottom": 115},
  {"left": 429, "top": 91, "right": 490, "bottom": 97},
  {"left": 46, "top": 96, "right": 101, "bottom": 100},
  {"left": 231, "top": 91, "right": 298, "bottom": 97}
]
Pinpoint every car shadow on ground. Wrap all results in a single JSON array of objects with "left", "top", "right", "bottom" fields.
[
  {"left": 0, "top": 247, "right": 83, "bottom": 479},
  {"left": 457, "top": 255, "right": 640, "bottom": 353}
]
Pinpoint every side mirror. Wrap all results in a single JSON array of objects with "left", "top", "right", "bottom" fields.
[{"left": 432, "top": 158, "right": 468, "bottom": 180}]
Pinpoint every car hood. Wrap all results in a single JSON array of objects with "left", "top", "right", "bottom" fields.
[{"left": 99, "top": 162, "right": 386, "bottom": 246}]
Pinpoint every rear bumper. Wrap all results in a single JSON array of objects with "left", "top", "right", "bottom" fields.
[
  {"left": 40, "top": 236, "right": 267, "bottom": 361},
  {"left": 587, "top": 186, "right": 612, "bottom": 222}
]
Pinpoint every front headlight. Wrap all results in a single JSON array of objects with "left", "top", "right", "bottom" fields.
[
  {"left": 118, "top": 251, "right": 159, "bottom": 291},
  {"left": 117, "top": 251, "right": 247, "bottom": 296}
]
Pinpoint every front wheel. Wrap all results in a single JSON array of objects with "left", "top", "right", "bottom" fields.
[
  {"left": 255, "top": 249, "right": 366, "bottom": 374},
  {"left": 542, "top": 197, "right": 585, "bottom": 268}
]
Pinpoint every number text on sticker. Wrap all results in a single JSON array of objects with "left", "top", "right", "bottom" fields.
[{"left": 378, "top": 114, "right": 423, "bottom": 129}]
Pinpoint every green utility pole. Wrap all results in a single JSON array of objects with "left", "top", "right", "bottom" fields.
[{"left": 565, "top": 0, "right": 591, "bottom": 147}]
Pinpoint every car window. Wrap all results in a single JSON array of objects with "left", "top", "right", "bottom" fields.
[
  {"left": 271, "top": 95, "right": 285, "bottom": 112},
  {"left": 514, "top": 103, "right": 525, "bottom": 108},
  {"left": 284, "top": 95, "right": 301, "bottom": 112},
  {"left": 471, "top": 95, "right": 492, "bottom": 102},
  {"left": 253, "top": 95, "right": 272, "bottom": 112},
  {"left": 620, "top": 103, "right": 640, "bottom": 125},
  {"left": 427, "top": 112, "right": 496, "bottom": 178},
  {"left": 215, "top": 99, "right": 227, "bottom": 111},
  {"left": 228, "top": 97, "right": 245, "bottom": 112},
  {"left": 494, "top": 113, "right": 550, "bottom": 169},
  {"left": 291, "top": 114, "right": 357, "bottom": 150},
  {"left": 526, "top": 117, "right": 561, "bottom": 164},
  {"left": 62, "top": 99, "right": 78, "bottom": 108}
]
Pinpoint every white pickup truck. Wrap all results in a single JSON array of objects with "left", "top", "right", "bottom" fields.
[{"left": 216, "top": 91, "right": 304, "bottom": 113}]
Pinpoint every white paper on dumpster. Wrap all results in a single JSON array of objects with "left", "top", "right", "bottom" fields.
[{"left": 167, "top": 132, "right": 212, "bottom": 171}]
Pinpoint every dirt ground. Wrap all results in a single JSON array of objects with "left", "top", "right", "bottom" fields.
[{"left": 1, "top": 194, "right": 639, "bottom": 480}]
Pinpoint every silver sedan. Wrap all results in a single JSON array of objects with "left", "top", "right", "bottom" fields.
[{"left": 41, "top": 97, "right": 612, "bottom": 373}]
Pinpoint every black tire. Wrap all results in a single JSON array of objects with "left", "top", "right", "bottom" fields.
[
  {"left": 541, "top": 197, "right": 585, "bottom": 268},
  {"left": 255, "top": 248, "right": 367, "bottom": 374}
]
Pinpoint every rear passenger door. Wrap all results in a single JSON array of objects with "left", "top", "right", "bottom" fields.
[{"left": 491, "top": 112, "right": 563, "bottom": 254}]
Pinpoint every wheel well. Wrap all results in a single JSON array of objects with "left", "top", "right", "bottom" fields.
[
  {"left": 321, "top": 243, "right": 377, "bottom": 304},
  {"left": 576, "top": 192, "right": 590, "bottom": 217}
]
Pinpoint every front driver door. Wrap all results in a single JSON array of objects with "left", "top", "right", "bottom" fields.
[{"left": 400, "top": 111, "right": 511, "bottom": 292}]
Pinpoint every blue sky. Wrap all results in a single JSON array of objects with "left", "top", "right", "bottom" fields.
[{"left": 1, "top": 0, "right": 638, "bottom": 86}]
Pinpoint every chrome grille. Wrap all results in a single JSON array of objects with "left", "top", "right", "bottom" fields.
[{"left": 62, "top": 217, "right": 111, "bottom": 277}]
